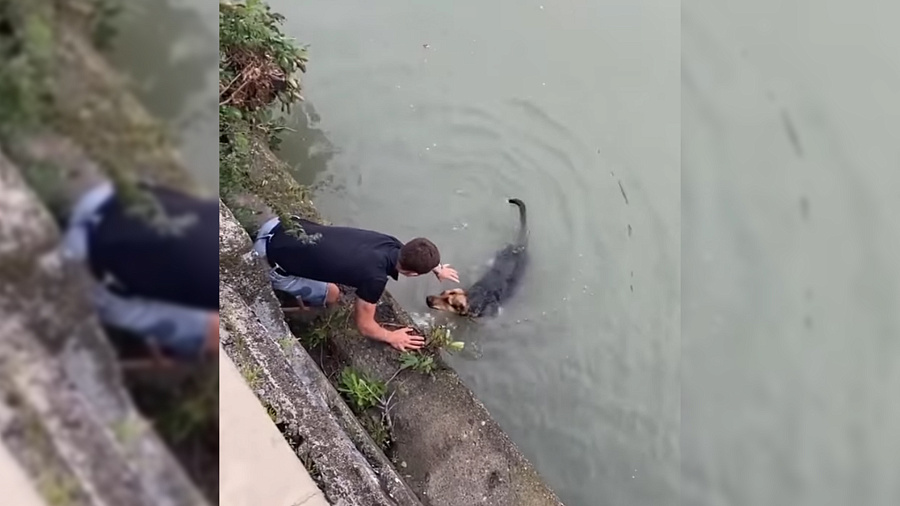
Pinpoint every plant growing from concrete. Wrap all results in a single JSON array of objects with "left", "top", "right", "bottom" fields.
[
  {"left": 391, "top": 324, "right": 465, "bottom": 376},
  {"left": 425, "top": 324, "right": 465, "bottom": 352},
  {"left": 337, "top": 367, "right": 386, "bottom": 413},
  {"left": 398, "top": 351, "right": 436, "bottom": 374}
]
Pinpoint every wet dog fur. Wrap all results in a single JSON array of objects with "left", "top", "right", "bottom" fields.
[{"left": 426, "top": 199, "right": 528, "bottom": 317}]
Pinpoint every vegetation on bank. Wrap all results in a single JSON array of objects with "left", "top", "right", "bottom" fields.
[
  {"left": 219, "top": 0, "right": 312, "bottom": 236},
  {"left": 0, "top": 0, "right": 178, "bottom": 229}
]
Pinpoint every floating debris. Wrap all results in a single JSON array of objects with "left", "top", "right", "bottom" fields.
[
  {"left": 627, "top": 224, "right": 633, "bottom": 237},
  {"left": 422, "top": 43, "right": 430, "bottom": 49},
  {"left": 618, "top": 180, "right": 629, "bottom": 205},
  {"left": 630, "top": 284, "right": 634, "bottom": 292},
  {"left": 799, "top": 196, "right": 810, "bottom": 221},
  {"left": 780, "top": 108, "right": 804, "bottom": 157}
]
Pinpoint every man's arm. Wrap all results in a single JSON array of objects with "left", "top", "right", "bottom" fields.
[{"left": 354, "top": 298, "right": 390, "bottom": 343}]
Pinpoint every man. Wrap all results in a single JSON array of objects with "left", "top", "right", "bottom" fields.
[
  {"left": 16, "top": 134, "right": 220, "bottom": 363},
  {"left": 254, "top": 215, "right": 459, "bottom": 351}
]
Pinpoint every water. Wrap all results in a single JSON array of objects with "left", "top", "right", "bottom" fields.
[
  {"left": 271, "top": 1, "right": 680, "bottom": 505},
  {"left": 105, "top": 0, "right": 219, "bottom": 192},
  {"left": 682, "top": 1, "right": 900, "bottom": 505}
]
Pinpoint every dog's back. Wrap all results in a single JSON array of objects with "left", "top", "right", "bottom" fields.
[{"left": 467, "top": 199, "right": 528, "bottom": 316}]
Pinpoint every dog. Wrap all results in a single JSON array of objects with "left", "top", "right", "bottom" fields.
[{"left": 426, "top": 198, "right": 528, "bottom": 317}]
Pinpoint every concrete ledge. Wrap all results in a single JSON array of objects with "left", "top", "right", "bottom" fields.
[
  {"left": 0, "top": 439, "right": 48, "bottom": 506},
  {"left": 220, "top": 346, "right": 328, "bottom": 506},
  {"left": 219, "top": 203, "right": 423, "bottom": 506}
]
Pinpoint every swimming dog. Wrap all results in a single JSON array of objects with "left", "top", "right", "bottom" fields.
[{"left": 426, "top": 198, "right": 528, "bottom": 317}]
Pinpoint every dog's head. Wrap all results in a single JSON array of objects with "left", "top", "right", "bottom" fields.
[{"left": 425, "top": 288, "right": 469, "bottom": 315}]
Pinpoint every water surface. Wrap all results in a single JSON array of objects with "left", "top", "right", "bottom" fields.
[{"left": 106, "top": 0, "right": 218, "bottom": 191}]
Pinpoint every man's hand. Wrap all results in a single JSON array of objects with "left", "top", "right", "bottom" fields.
[
  {"left": 434, "top": 263, "right": 460, "bottom": 283},
  {"left": 385, "top": 327, "right": 425, "bottom": 351},
  {"left": 355, "top": 298, "right": 424, "bottom": 350}
]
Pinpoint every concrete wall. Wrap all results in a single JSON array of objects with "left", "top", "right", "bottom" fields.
[{"left": 219, "top": 346, "right": 329, "bottom": 506}]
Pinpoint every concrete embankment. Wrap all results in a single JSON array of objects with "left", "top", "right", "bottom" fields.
[{"left": 219, "top": 345, "right": 329, "bottom": 506}]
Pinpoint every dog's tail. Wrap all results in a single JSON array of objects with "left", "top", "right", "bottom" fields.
[{"left": 508, "top": 198, "right": 528, "bottom": 247}]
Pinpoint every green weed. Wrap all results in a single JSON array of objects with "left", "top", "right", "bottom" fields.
[
  {"left": 242, "top": 364, "right": 263, "bottom": 389},
  {"left": 277, "top": 335, "right": 296, "bottom": 352},
  {"left": 219, "top": 0, "right": 312, "bottom": 237},
  {"left": 425, "top": 324, "right": 464, "bottom": 352},
  {"left": 337, "top": 367, "right": 385, "bottom": 413},
  {"left": 399, "top": 351, "right": 436, "bottom": 374}
]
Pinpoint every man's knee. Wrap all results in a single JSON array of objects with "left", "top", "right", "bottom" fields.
[{"left": 325, "top": 283, "right": 341, "bottom": 305}]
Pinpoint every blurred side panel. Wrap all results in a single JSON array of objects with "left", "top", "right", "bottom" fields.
[{"left": 683, "top": 0, "right": 900, "bottom": 505}]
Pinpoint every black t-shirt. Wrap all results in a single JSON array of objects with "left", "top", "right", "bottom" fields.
[
  {"left": 86, "top": 186, "right": 219, "bottom": 310},
  {"left": 266, "top": 219, "right": 402, "bottom": 304}
]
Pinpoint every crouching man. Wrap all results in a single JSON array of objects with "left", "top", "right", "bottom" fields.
[
  {"left": 254, "top": 214, "right": 459, "bottom": 351},
  {"left": 17, "top": 135, "right": 220, "bottom": 363}
]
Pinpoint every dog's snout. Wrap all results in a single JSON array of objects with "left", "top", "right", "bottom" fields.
[{"left": 425, "top": 295, "right": 436, "bottom": 308}]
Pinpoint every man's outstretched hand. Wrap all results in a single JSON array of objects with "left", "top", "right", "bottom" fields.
[
  {"left": 434, "top": 263, "right": 460, "bottom": 283},
  {"left": 387, "top": 327, "right": 426, "bottom": 351}
]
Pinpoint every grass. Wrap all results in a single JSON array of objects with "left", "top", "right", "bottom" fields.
[
  {"left": 242, "top": 364, "right": 263, "bottom": 390},
  {"left": 337, "top": 367, "right": 386, "bottom": 413},
  {"left": 157, "top": 370, "right": 220, "bottom": 444},
  {"left": 263, "top": 402, "right": 278, "bottom": 421},
  {"left": 299, "top": 305, "right": 351, "bottom": 349},
  {"left": 38, "top": 473, "right": 79, "bottom": 506},
  {"left": 277, "top": 334, "right": 296, "bottom": 352}
]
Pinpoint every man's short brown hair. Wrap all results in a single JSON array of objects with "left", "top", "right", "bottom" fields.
[{"left": 399, "top": 238, "right": 441, "bottom": 274}]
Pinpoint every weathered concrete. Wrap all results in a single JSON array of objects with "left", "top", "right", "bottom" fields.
[
  {"left": 220, "top": 203, "right": 423, "bottom": 506},
  {"left": 0, "top": 438, "right": 48, "bottom": 506},
  {"left": 0, "top": 150, "right": 208, "bottom": 506},
  {"left": 220, "top": 345, "right": 329, "bottom": 506}
]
